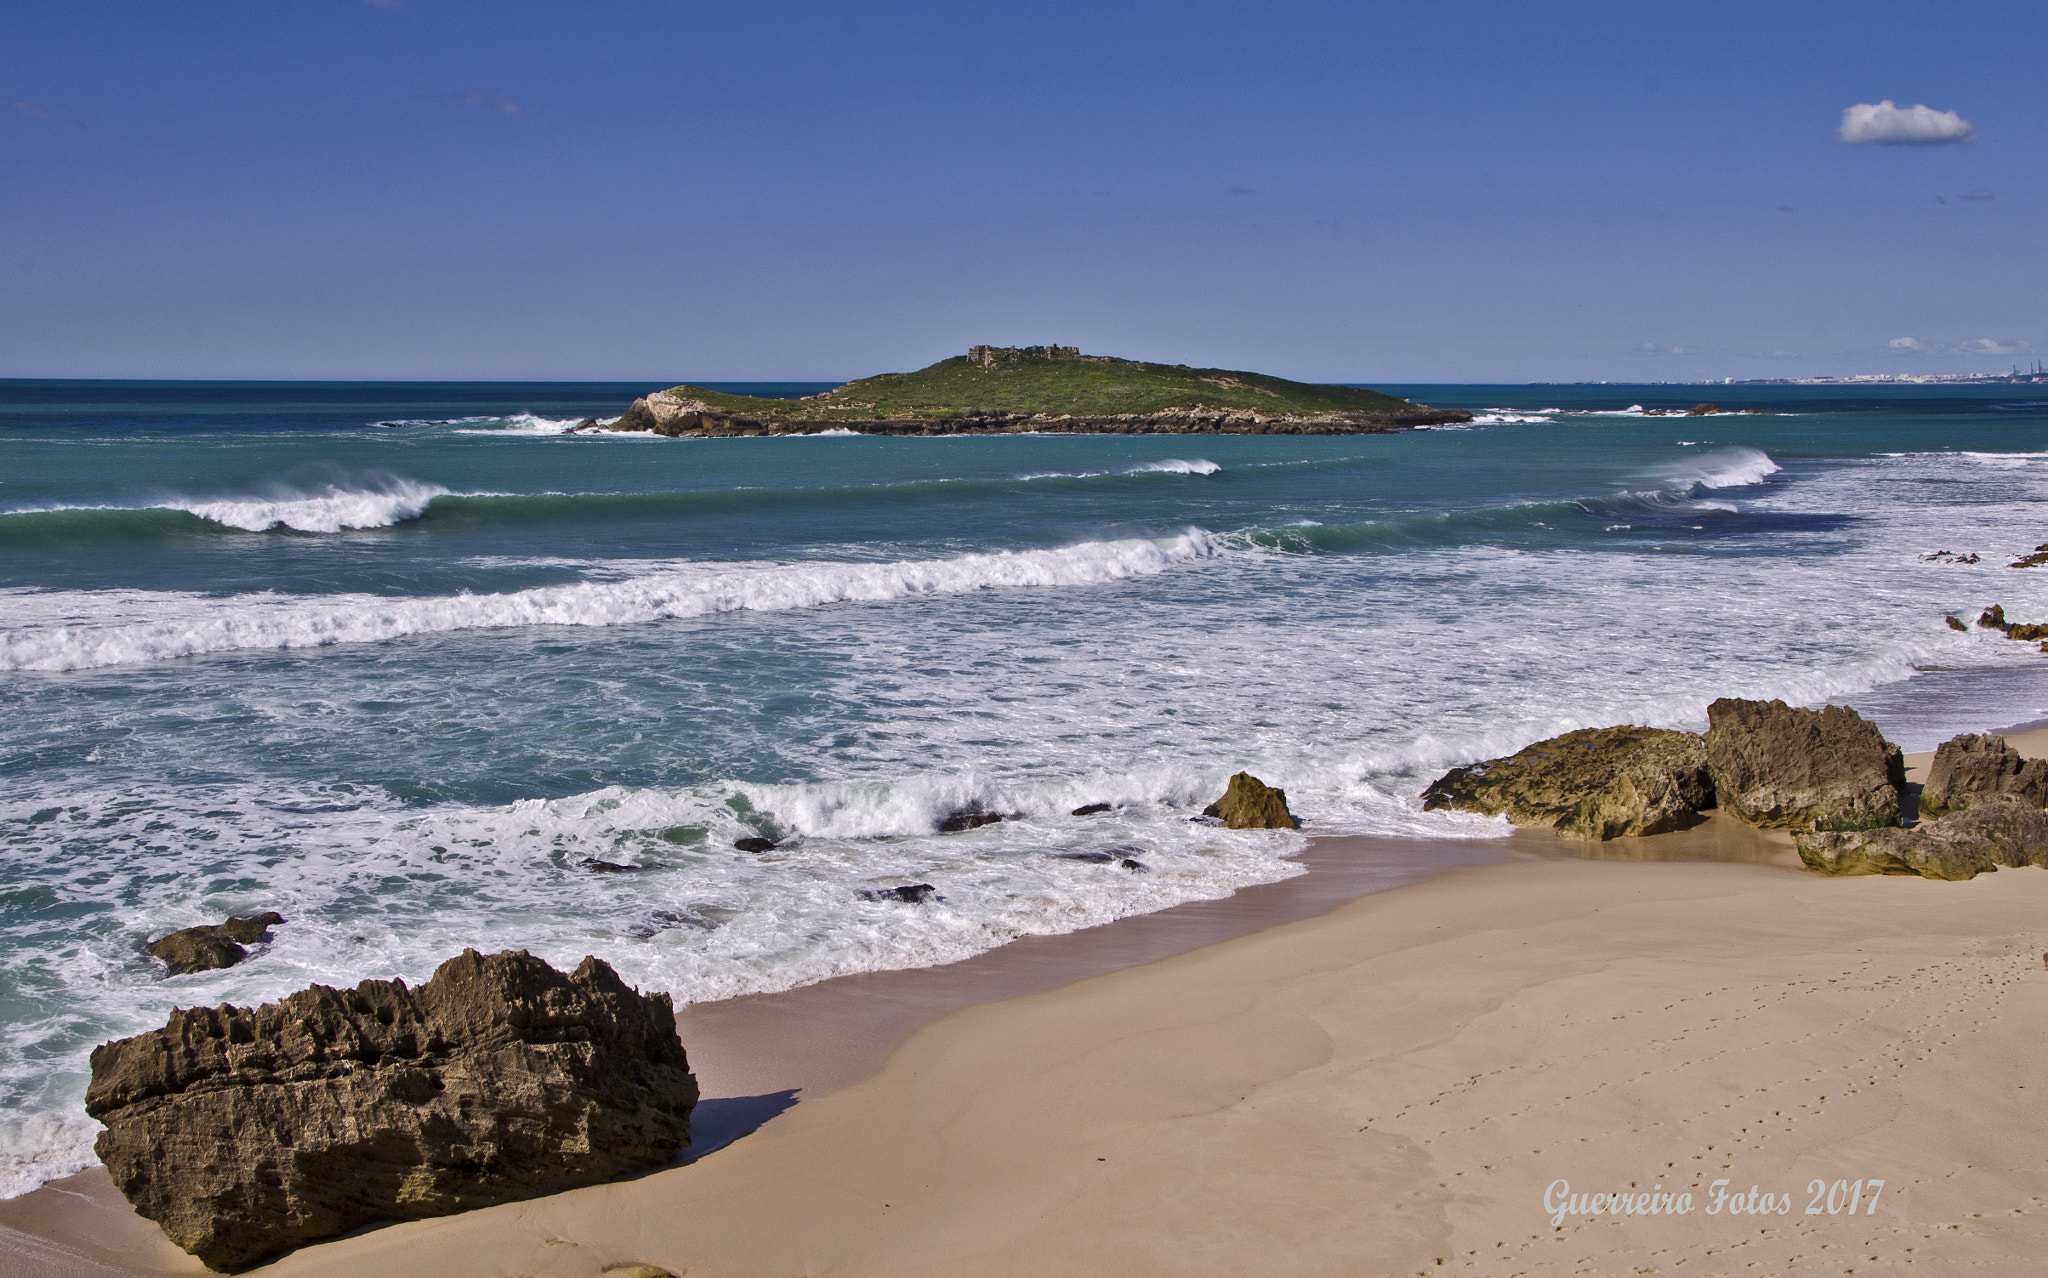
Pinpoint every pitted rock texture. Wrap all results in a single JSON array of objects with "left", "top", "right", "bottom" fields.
[
  {"left": 1918, "top": 733, "right": 2048, "bottom": 817},
  {"left": 1203, "top": 772, "right": 1299, "bottom": 829},
  {"left": 1797, "top": 796, "right": 2048, "bottom": 879},
  {"left": 86, "top": 949, "right": 697, "bottom": 1272},
  {"left": 1705, "top": 698, "right": 1904, "bottom": 831},
  {"left": 1421, "top": 726, "right": 1714, "bottom": 840}
]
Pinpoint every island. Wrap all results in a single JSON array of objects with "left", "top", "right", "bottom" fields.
[{"left": 574, "top": 345, "right": 1472, "bottom": 437}]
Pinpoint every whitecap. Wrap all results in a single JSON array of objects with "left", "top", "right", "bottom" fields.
[{"left": 0, "top": 531, "right": 1223, "bottom": 671}]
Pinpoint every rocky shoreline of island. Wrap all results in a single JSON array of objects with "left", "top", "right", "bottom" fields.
[{"left": 572, "top": 392, "right": 1471, "bottom": 438}]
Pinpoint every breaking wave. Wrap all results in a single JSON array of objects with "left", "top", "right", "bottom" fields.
[
  {"left": 0, "top": 532, "right": 1221, "bottom": 671},
  {"left": 2, "top": 477, "right": 455, "bottom": 536}
]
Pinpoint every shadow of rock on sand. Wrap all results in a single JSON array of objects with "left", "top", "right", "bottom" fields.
[{"left": 675, "top": 1089, "right": 800, "bottom": 1165}]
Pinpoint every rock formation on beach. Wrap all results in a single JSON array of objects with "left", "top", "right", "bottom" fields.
[
  {"left": 581, "top": 348, "right": 1473, "bottom": 438},
  {"left": 1203, "top": 773, "right": 1299, "bottom": 829},
  {"left": 86, "top": 949, "right": 697, "bottom": 1272},
  {"left": 1797, "top": 796, "right": 2048, "bottom": 879},
  {"left": 1704, "top": 698, "right": 1904, "bottom": 831},
  {"left": 145, "top": 912, "right": 284, "bottom": 976},
  {"left": 1918, "top": 733, "right": 2048, "bottom": 817},
  {"left": 1420, "top": 726, "right": 1714, "bottom": 840}
]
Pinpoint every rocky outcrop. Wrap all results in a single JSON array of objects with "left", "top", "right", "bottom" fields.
[
  {"left": 1421, "top": 726, "right": 1714, "bottom": 840},
  {"left": 1797, "top": 796, "right": 2048, "bottom": 879},
  {"left": 86, "top": 949, "right": 697, "bottom": 1272},
  {"left": 145, "top": 913, "right": 284, "bottom": 976},
  {"left": 1202, "top": 773, "right": 1299, "bottom": 829},
  {"left": 1919, "top": 734, "right": 2048, "bottom": 817},
  {"left": 1705, "top": 698, "right": 1904, "bottom": 831},
  {"left": 598, "top": 392, "right": 1467, "bottom": 439}
]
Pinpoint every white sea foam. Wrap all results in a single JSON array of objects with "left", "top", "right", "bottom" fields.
[
  {"left": 450, "top": 413, "right": 586, "bottom": 435},
  {"left": 2, "top": 478, "right": 459, "bottom": 533},
  {"left": 1650, "top": 445, "right": 1781, "bottom": 490},
  {"left": 1124, "top": 458, "right": 1220, "bottom": 475},
  {"left": 0, "top": 532, "right": 1221, "bottom": 671},
  {"left": 178, "top": 478, "right": 455, "bottom": 531}
]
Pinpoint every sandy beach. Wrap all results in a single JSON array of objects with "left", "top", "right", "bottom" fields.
[{"left": 6, "top": 733, "right": 2047, "bottom": 1277}]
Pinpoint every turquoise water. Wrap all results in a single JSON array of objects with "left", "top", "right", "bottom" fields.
[{"left": 3, "top": 379, "right": 2047, "bottom": 1190}]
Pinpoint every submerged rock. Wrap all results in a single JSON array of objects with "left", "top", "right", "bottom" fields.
[
  {"left": 86, "top": 949, "right": 697, "bottom": 1272},
  {"left": 938, "top": 810, "right": 1008, "bottom": 833},
  {"left": 1071, "top": 802, "right": 1114, "bottom": 816},
  {"left": 1201, "top": 772, "right": 1299, "bottom": 830},
  {"left": 859, "top": 883, "right": 937, "bottom": 903},
  {"left": 1798, "top": 796, "right": 2048, "bottom": 879},
  {"left": 733, "top": 836, "right": 778, "bottom": 852},
  {"left": 1919, "top": 734, "right": 2048, "bottom": 817},
  {"left": 1705, "top": 698, "right": 1903, "bottom": 831},
  {"left": 1978, "top": 604, "right": 2008, "bottom": 630},
  {"left": 1945, "top": 615, "right": 1969, "bottom": 631},
  {"left": 145, "top": 912, "right": 284, "bottom": 976},
  {"left": 1421, "top": 726, "right": 1713, "bottom": 840}
]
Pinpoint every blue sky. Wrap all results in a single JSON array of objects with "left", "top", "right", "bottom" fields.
[{"left": 3, "top": 0, "right": 2042, "bottom": 382}]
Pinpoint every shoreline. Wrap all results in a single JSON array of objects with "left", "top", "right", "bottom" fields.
[{"left": 5, "top": 727, "right": 2044, "bottom": 1275}]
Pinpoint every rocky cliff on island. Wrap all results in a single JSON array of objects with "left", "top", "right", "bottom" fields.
[
  {"left": 86, "top": 949, "right": 697, "bottom": 1272},
  {"left": 580, "top": 345, "right": 1472, "bottom": 437}
]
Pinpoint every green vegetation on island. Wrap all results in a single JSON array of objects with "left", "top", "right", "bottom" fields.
[{"left": 587, "top": 346, "right": 1467, "bottom": 437}]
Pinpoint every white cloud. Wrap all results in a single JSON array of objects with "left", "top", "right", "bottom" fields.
[
  {"left": 1628, "top": 342, "right": 1694, "bottom": 357},
  {"left": 1883, "top": 335, "right": 2030, "bottom": 357},
  {"left": 1961, "top": 189, "right": 1994, "bottom": 201},
  {"left": 418, "top": 89, "right": 524, "bottom": 115},
  {"left": 7, "top": 99, "right": 50, "bottom": 119},
  {"left": 363, "top": 0, "right": 404, "bottom": 9},
  {"left": 454, "top": 89, "right": 522, "bottom": 114},
  {"left": 1837, "top": 100, "right": 1975, "bottom": 146}
]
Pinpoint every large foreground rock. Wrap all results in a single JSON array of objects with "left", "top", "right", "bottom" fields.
[
  {"left": 1918, "top": 733, "right": 2048, "bottom": 817},
  {"left": 86, "top": 949, "right": 697, "bottom": 1272},
  {"left": 1421, "top": 726, "right": 1713, "bottom": 840},
  {"left": 1705, "top": 698, "right": 1904, "bottom": 831},
  {"left": 1797, "top": 796, "right": 2048, "bottom": 879},
  {"left": 1203, "top": 773, "right": 1299, "bottom": 829}
]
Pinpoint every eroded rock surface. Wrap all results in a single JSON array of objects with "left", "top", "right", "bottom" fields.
[
  {"left": 1203, "top": 772, "right": 1299, "bottom": 829},
  {"left": 1705, "top": 698, "right": 1904, "bottom": 831},
  {"left": 1421, "top": 726, "right": 1714, "bottom": 840},
  {"left": 1798, "top": 796, "right": 2048, "bottom": 879},
  {"left": 1919, "top": 733, "right": 2048, "bottom": 817},
  {"left": 86, "top": 949, "right": 697, "bottom": 1272}
]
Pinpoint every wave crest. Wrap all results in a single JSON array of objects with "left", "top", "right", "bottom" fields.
[{"left": 0, "top": 532, "right": 1220, "bottom": 671}]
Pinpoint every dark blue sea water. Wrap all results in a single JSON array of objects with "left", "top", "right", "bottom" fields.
[{"left": 3, "top": 378, "right": 2046, "bottom": 1190}]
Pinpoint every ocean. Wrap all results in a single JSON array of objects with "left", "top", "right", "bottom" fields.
[{"left": 3, "top": 378, "right": 2046, "bottom": 1194}]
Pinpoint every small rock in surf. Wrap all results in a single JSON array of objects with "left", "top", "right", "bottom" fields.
[
  {"left": 938, "top": 810, "right": 1007, "bottom": 832},
  {"left": 146, "top": 913, "right": 285, "bottom": 976},
  {"left": 859, "top": 884, "right": 938, "bottom": 904}
]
